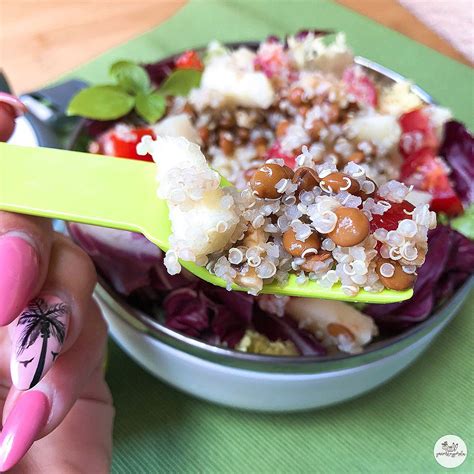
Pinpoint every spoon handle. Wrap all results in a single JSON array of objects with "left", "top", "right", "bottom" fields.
[{"left": 0, "top": 143, "right": 157, "bottom": 234}]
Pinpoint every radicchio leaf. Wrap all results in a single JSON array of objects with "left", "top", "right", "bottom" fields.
[
  {"left": 365, "top": 225, "right": 474, "bottom": 331},
  {"left": 144, "top": 57, "right": 176, "bottom": 88},
  {"left": 68, "top": 223, "right": 193, "bottom": 295},
  {"left": 206, "top": 289, "right": 254, "bottom": 347},
  {"left": 439, "top": 121, "right": 474, "bottom": 205},
  {"left": 163, "top": 286, "right": 209, "bottom": 338},
  {"left": 294, "top": 29, "right": 334, "bottom": 40}
]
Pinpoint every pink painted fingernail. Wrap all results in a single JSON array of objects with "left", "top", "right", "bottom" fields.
[
  {"left": 0, "top": 235, "right": 39, "bottom": 326},
  {"left": 0, "top": 391, "right": 49, "bottom": 471},
  {"left": 10, "top": 295, "right": 70, "bottom": 391}
]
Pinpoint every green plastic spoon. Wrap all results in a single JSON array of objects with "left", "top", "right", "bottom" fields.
[{"left": 0, "top": 143, "right": 413, "bottom": 303}]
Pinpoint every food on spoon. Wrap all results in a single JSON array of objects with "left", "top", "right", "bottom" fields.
[{"left": 146, "top": 136, "right": 435, "bottom": 296}]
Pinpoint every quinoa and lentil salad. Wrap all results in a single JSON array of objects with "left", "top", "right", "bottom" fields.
[{"left": 67, "top": 32, "right": 474, "bottom": 356}]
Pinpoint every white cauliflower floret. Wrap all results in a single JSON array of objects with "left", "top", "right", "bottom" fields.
[
  {"left": 191, "top": 47, "right": 275, "bottom": 109},
  {"left": 348, "top": 111, "right": 401, "bottom": 154},
  {"left": 138, "top": 136, "right": 239, "bottom": 273},
  {"left": 285, "top": 298, "right": 378, "bottom": 354},
  {"left": 152, "top": 114, "right": 201, "bottom": 144},
  {"left": 379, "top": 81, "right": 423, "bottom": 116},
  {"left": 168, "top": 192, "right": 239, "bottom": 258},
  {"left": 287, "top": 32, "right": 353, "bottom": 76},
  {"left": 203, "top": 40, "right": 229, "bottom": 64},
  {"left": 138, "top": 136, "right": 219, "bottom": 202}
]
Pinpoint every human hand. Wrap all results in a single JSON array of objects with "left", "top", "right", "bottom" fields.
[{"left": 0, "top": 96, "right": 114, "bottom": 472}]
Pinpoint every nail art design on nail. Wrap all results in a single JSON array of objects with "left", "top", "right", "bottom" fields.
[{"left": 11, "top": 295, "right": 69, "bottom": 390}]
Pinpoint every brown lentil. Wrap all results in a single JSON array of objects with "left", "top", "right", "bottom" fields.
[
  {"left": 357, "top": 177, "right": 377, "bottom": 199},
  {"left": 376, "top": 258, "right": 416, "bottom": 291},
  {"left": 292, "top": 167, "right": 320, "bottom": 193},
  {"left": 276, "top": 120, "right": 290, "bottom": 138},
  {"left": 282, "top": 228, "right": 321, "bottom": 257},
  {"left": 237, "top": 127, "right": 250, "bottom": 141},
  {"left": 309, "top": 119, "right": 325, "bottom": 141},
  {"left": 250, "top": 163, "right": 294, "bottom": 199},
  {"left": 320, "top": 172, "right": 360, "bottom": 194},
  {"left": 347, "top": 151, "right": 365, "bottom": 163},
  {"left": 327, "top": 323, "right": 355, "bottom": 341},
  {"left": 220, "top": 113, "right": 235, "bottom": 129},
  {"left": 242, "top": 226, "right": 266, "bottom": 248},
  {"left": 311, "top": 93, "right": 326, "bottom": 105},
  {"left": 300, "top": 251, "right": 331, "bottom": 272},
  {"left": 198, "top": 126, "right": 210, "bottom": 144},
  {"left": 343, "top": 100, "right": 360, "bottom": 115},
  {"left": 326, "top": 207, "right": 369, "bottom": 247},
  {"left": 235, "top": 267, "right": 263, "bottom": 292},
  {"left": 219, "top": 132, "right": 235, "bottom": 156},
  {"left": 182, "top": 103, "right": 195, "bottom": 117},
  {"left": 325, "top": 103, "right": 340, "bottom": 123},
  {"left": 289, "top": 87, "right": 305, "bottom": 106},
  {"left": 253, "top": 136, "right": 268, "bottom": 158},
  {"left": 298, "top": 105, "right": 310, "bottom": 117}
]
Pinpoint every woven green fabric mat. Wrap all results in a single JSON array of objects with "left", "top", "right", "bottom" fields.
[{"left": 58, "top": 1, "right": 473, "bottom": 472}]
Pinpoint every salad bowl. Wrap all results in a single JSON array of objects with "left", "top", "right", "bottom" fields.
[{"left": 64, "top": 39, "right": 473, "bottom": 411}]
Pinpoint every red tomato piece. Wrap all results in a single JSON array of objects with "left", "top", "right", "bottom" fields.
[
  {"left": 370, "top": 200, "right": 415, "bottom": 233},
  {"left": 175, "top": 50, "right": 203, "bottom": 70},
  {"left": 399, "top": 107, "right": 438, "bottom": 156},
  {"left": 400, "top": 147, "right": 463, "bottom": 216},
  {"left": 97, "top": 127, "right": 155, "bottom": 162},
  {"left": 342, "top": 66, "right": 378, "bottom": 107},
  {"left": 265, "top": 141, "right": 296, "bottom": 169}
]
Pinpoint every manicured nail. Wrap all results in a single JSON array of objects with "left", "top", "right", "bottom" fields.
[
  {"left": 0, "top": 235, "right": 39, "bottom": 326},
  {"left": 10, "top": 295, "right": 70, "bottom": 391},
  {"left": 0, "top": 391, "right": 49, "bottom": 472}
]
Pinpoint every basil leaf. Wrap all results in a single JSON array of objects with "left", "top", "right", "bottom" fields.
[
  {"left": 158, "top": 69, "right": 202, "bottom": 97},
  {"left": 67, "top": 85, "right": 135, "bottom": 120},
  {"left": 110, "top": 61, "right": 151, "bottom": 94},
  {"left": 135, "top": 92, "right": 166, "bottom": 124},
  {"left": 451, "top": 204, "right": 474, "bottom": 240}
]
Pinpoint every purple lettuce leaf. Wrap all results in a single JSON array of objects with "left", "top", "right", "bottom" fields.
[
  {"left": 83, "top": 109, "right": 143, "bottom": 139},
  {"left": 163, "top": 286, "right": 210, "bottom": 338},
  {"left": 210, "top": 305, "right": 249, "bottom": 348},
  {"left": 253, "top": 309, "right": 327, "bottom": 356},
  {"left": 84, "top": 118, "right": 120, "bottom": 139},
  {"left": 365, "top": 225, "right": 474, "bottom": 331},
  {"left": 294, "top": 29, "right": 334, "bottom": 40},
  {"left": 203, "top": 287, "right": 254, "bottom": 344},
  {"left": 439, "top": 121, "right": 474, "bottom": 206},
  {"left": 144, "top": 57, "right": 176, "bottom": 88},
  {"left": 68, "top": 223, "right": 193, "bottom": 295},
  {"left": 162, "top": 282, "right": 255, "bottom": 347}
]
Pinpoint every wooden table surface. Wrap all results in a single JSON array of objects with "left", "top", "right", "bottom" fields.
[{"left": 0, "top": 0, "right": 468, "bottom": 93}]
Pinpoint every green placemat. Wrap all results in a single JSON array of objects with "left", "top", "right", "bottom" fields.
[{"left": 57, "top": 1, "right": 473, "bottom": 472}]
